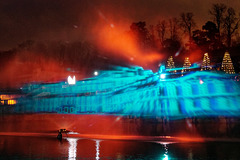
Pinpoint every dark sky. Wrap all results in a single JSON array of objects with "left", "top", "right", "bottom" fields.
[{"left": 0, "top": 0, "right": 240, "bottom": 50}]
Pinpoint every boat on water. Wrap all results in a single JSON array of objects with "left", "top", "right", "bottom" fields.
[{"left": 1, "top": 66, "right": 240, "bottom": 137}]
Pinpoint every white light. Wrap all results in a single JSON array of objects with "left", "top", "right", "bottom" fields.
[
  {"left": 162, "top": 144, "right": 169, "bottom": 160},
  {"left": 94, "top": 71, "right": 98, "bottom": 76},
  {"left": 96, "top": 140, "right": 100, "bottom": 160},
  {"left": 163, "top": 153, "right": 169, "bottom": 160},
  {"left": 68, "top": 76, "right": 76, "bottom": 85},
  {"left": 160, "top": 74, "right": 166, "bottom": 79},
  {"left": 67, "top": 138, "right": 78, "bottom": 160},
  {"left": 110, "top": 24, "right": 115, "bottom": 28}
]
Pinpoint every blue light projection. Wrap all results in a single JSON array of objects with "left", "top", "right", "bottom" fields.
[{"left": 16, "top": 66, "right": 240, "bottom": 119}]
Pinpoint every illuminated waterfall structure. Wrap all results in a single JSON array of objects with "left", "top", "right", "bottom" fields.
[{"left": 16, "top": 66, "right": 240, "bottom": 119}]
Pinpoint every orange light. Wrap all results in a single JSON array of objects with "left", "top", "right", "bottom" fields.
[
  {"left": 0, "top": 94, "right": 14, "bottom": 100},
  {"left": 94, "top": 23, "right": 163, "bottom": 69},
  {"left": 7, "top": 100, "right": 17, "bottom": 105}
]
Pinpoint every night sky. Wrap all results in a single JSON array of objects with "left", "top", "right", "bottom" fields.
[{"left": 1, "top": 0, "right": 240, "bottom": 50}]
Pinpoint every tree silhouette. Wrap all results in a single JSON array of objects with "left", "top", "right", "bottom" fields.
[
  {"left": 130, "top": 21, "right": 151, "bottom": 49},
  {"left": 192, "top": 29, "right": 208, "bottom": 50},
  {"left": 156, "top": 20, "right": 167, "bottom": 44},
  {"left": 179, "top": 12, "right": 196, "bottom": 45},
  {"left": 149, "top": 25, "right": 157, "bottom": 49},
  {"left": 202, "top": 21, "right": 223, "bottom": 50},
  {"left": 202, "top": 21, "right": 218, "bottom": 38},
  {"left": 169, "top": 18, "right": 179, "bottom": 41},
  {"left": 209, "top": 3, "right": 227, "bottom": 35},
  {"left": 162, "top": 39, "right": 181, "bottom": 55},
  {"left": 223, "top": 7, "right": 239, "bottom": 48}
]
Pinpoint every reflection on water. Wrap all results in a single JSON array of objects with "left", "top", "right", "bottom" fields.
[
  {"left": 95, "top": 140, "right": 100, "bottom": 160},
  {"left": 162, "top": 144, "right": 168, "bottom": 160},
  {"left": 67, "top": 138, "right": 78, "bottom": 160},
  {"left": 66, "top": 138, "right": 101, "bottom": 160},
  {"left": 1, "top": 136, "right": 240, "bottom": 159}
]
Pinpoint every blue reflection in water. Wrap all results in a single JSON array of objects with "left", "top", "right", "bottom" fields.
[{"left": 162, "top": 144, "right": 168, "bottom": 160}]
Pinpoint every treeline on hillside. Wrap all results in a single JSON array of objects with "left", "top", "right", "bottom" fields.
[
  {"left": 1, "top": 3, "right": 240, "bottom": 76},
  {"left": 125, "top": 3, "right": 240, "bottom": 69},
  {"left": 0, "top": 40, "right": 128, "bottom": 75},
  {"left": 0, "top": 40, "right": 130, "bottom": 88}
]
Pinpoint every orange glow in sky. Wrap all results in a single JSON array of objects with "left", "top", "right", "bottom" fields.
[
  {"left": 94, "top": 22, "right": 163, "bottom": 69},
  {"left": 0, "top": 51, "right": 85, "bottom": 88}
]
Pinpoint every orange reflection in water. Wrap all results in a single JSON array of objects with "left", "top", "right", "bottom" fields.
[{"left": 2, "top": 135, "right": 239, "bottom": 159}]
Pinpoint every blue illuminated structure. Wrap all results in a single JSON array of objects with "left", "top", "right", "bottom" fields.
[{"left": 16, "top": 66, "right": 240, "bottom": 119}]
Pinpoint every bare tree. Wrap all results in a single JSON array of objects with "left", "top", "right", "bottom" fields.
[
  {"left": 223, "top": 7, "right": 239, "bottom": 47},
  {"left": 169, "top": 18, "right": 179, "bottom": 40},
  {"left": 149, "top": 25, "right": 155, "bottom": 38},
  {"left": 179, "top": 12, "right": 196, "bottom": 40},
  {"left": 156, "top": 20, "right": 167, "bottom": 44},
  {"left": 209, "top": 3, "right": 227, "bottom": 35},
  {"left": 130, "top": 21, "right": 150, "bottom": 48},
  {"left": 149, "top": 25, "right": 156, "bottom": 47}
]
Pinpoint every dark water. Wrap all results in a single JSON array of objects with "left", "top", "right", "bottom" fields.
[{"left": 1, "top": 136, "right": 240, "bottom": 160}]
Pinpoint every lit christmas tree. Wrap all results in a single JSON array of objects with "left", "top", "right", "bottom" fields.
[
  {"left": 166, "top": 56, "right": 175, "bottom": 69},
  {"left": 201, "top": 53, "right": 212, "bottom": 71},
  {"left": 182, "top": 57, "right": 191, "bottom": 73},
  {"left": 221, "top": 51, "right": 235, "bottom": 74}
]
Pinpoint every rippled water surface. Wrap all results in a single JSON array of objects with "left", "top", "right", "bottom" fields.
[{"left": 1, "top": 135, "right": 240, "bottom": 160}]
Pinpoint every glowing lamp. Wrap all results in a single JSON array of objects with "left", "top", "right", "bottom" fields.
[
  {"left": 68, "top": 76, "right": 76, "bottom": 85},
  {"left": 8, "top": 100, "right": 16, "bottom": 105},
  {"left": 94, "top": 71, "right": 98, "bottom": 76},
  {"left": 160, "top": 74, "right": 166, "bottom": 79}
]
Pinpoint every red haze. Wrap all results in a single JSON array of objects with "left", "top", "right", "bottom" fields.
[
  {"left": 0, "top": 51, "right": 85, "bottom": 88},
  {"left": 93, "top": 20, "right": 163, "bottom": 69}
]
